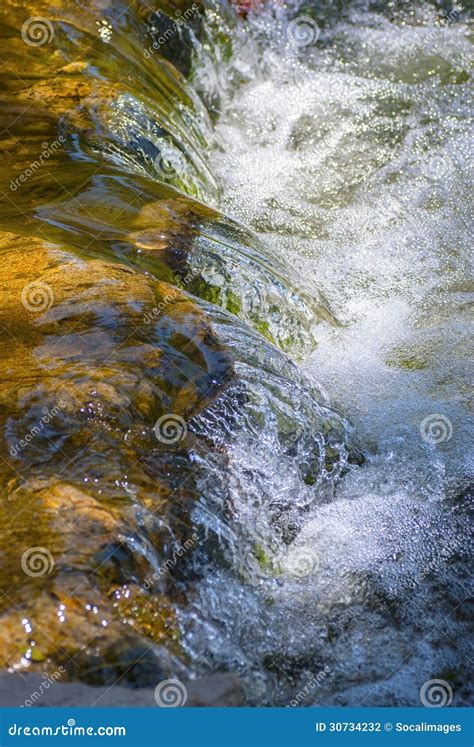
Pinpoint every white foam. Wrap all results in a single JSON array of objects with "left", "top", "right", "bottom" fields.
[{"left": 188, "top": 1, "right": 473, "bottom": 705}]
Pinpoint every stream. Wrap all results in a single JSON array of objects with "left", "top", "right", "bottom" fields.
[{"left": 0, "top": 0, "right": 472, "bottom": 707}]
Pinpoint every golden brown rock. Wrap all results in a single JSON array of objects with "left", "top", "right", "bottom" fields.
[
  {"left": 0, "top": 231, "right": 233, "bottom": 678},
  {"left": 0, "top": 0, "right": 231, "bottom": 684}
]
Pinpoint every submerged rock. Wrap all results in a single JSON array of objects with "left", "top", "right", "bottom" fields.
[{"left": 0, "top": 233, "right": 234, "bottom": 680}]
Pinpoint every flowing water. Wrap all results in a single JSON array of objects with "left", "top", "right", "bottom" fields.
[
  {"left": 186, "top": 0, "right": 473, "bottom": 706},
  {"left": 0, "top": 0, "right": 472, "bottom": 706}
]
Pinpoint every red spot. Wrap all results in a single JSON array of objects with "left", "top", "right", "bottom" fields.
[{"left": 231, "top": 0, "right": 266, "bottom": 17}]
